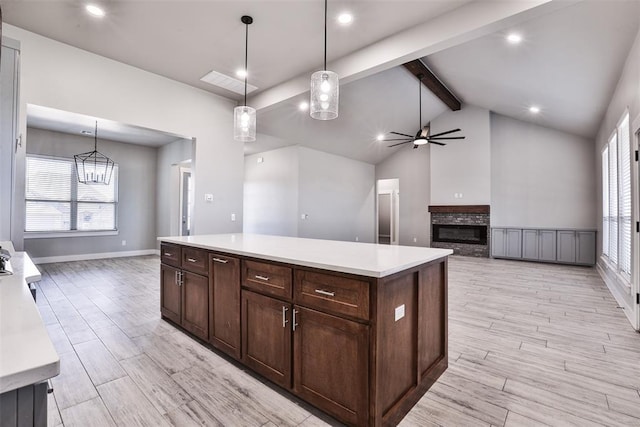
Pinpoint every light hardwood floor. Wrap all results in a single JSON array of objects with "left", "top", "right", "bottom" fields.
[{"left": 34, "top": 255, "right": 640, "bottom": 426}]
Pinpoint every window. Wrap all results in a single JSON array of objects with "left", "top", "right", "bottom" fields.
[
  {"left": 601, "top": 111, "right": 632, "bottom": 280},
  {"left": 26, "top": 155, "right": 118, "bottom": 233}
]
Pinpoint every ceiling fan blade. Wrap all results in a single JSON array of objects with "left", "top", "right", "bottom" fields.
[
  {"left": 428, "top": 128, "right": 461, "bottom": 138},
  {"left": 390, "top": 131, "right": 414, "bottom": 138},
  {"left": 428, "top": 136, "right": 466, "bottom": 140},
  {"left": 388, "top": 141, "right": 411, "bottom": 147},
  {"left": 428, "top": 141, "right": 446, "bottom": 146}
]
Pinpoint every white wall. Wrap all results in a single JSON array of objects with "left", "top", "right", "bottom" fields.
[
  {"left": 244, "top": 146, "right": 299, "bottom": 237},
  {"left": 5, "top": 24, "right": 244, "bottom": 250},
  {"left": 491, "top": 113, "right": 596, "bottom": 228},
  {"left": 243, "top": 146, "right": 375, "bottom": 243},
  {"left": 430, "top": 105, "right": 491, "bottom": 205},
  {"left": 157, "top": 138, "right": 193, "bottom": 239},
  {"left": 376, "top": 146, "right": 431, "bottom": 246},
  {"left": 24, "top": 128, "right": 158, "bottom": 258},
  {"left": 298, "top": 147, "right": 375, "bottom": 243}
]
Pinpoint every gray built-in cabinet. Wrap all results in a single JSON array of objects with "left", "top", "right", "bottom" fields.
[
  {"left": 491, "top": 227, "right": 596, "bottom": 265},
  {"left": 1, "top": 37, "right": 20, "bottom": 242}
]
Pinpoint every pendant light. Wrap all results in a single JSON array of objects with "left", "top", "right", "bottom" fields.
[
  {"left": 74, "top": 121, "right": 115, "bottom": 185},
  {"left": 234, "top": 15, "right": 256, "bottom": 142},
  {"left": 310, "top": 0, "right": 338, "bottom": 120}
]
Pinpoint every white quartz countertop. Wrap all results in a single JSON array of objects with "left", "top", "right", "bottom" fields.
[
  {"left": 159, "top": 234, "right": 452, "bottom": 278},
  {"left": 0, "top": 253, "right": 60, "bottom": 394}
]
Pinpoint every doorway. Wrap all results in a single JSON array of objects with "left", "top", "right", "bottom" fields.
[
  {"left": 377, "top": 179, "right": 399, "bottom": 245},
  {"left": 180, "top": 167, "right": 193, "bottom": 236}
]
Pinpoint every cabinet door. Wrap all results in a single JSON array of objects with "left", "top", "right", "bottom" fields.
[
  {"left": 182, "top": 271, "right": 209, "bottom": 340},
  {"left": 576, "top": 231, "right": 596, "bottom": 265},
  {"left": 538, "top": 230, "right": 557, "bottom": 262},
  {"left": 556, "top": 231, "right": 576, "bottom": 263},
  {"left": 506, "top": 229, "right": 522, "bottom": 258},
  {"left": 210, "top": 254, "right": 241, "bottom": 359},
  {"left": 521, "top": 229, "right": 539, "bottom": 260},
  {"left": 293, "top": 306, "right": 369, "bottom": 427},
  {"left": 160, "top": 264, "right": 181, "bottom": 324},
  {"left": 491, "top": 228, "right": 506, "bottom": 257},
  {"left": 241, "top": 290, "right": 292, "bottom": 389}
]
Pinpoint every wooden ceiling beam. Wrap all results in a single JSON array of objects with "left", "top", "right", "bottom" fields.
[{"left": 403, "top": 59, "right": 461, "bottom": 111}]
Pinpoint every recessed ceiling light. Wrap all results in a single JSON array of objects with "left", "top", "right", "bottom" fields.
[
  {"left": 85, "top": 4, "right": 105, "bottom": 17},
  {"left": 506, "top": 33, "right": 522, "bottom": 44},
  {"left": 299, "top": 101, "right": 309, "bottom": 111},
  {"left": 337, "top": 13, "right": 353, "bottom": 25},
  {"left": 529, "top": 105, "right": 540, "bottom": 114},
  {"left": 236, "top": 69, "right": 247, "bottom": 78},
  {"left": 376, "top": 134, "right": 385, "bottom": 141}
]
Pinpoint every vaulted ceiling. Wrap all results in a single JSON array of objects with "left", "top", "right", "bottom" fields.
[{"left": 4, "top": 0, "right": 640, "bottom": 164}]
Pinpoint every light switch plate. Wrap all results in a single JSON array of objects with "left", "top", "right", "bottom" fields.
[
  {"left": 394, "top": 304, "right": 405, "bottom": 322},
  {"left": 204, "top": 194, "right": 213, "bottom": 202}
]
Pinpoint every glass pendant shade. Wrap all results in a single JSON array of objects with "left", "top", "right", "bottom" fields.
[
  {"left": 310, "top": 70, "right": 339, "bottom": 120},
  {"left": 234, "top": 105, "right": 256, "bottom": 142},
  {"left": 74, "top": 151, "right": 115, "bottom": 185}
]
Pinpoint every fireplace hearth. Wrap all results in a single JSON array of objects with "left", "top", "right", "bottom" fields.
[{"left": 428, "top": 205, "right": 490, "bottom": 257}]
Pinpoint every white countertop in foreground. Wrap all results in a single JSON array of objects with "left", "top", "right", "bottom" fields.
[
  {"left": 159, "top": 234, "right": 453, "bottom": 278},
  {"left": 0, "top": 253, "right": 60, "bottom": 394}
]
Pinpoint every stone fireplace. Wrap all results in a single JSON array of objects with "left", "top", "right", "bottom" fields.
[{"left": 428, "top": 205, "right": 490, "bottom": 257}]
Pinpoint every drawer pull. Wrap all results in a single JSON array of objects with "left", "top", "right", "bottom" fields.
[
  {"left": 212, "top": 258, "right": 228, "bottom": 264},
  {"left": 187, "top": 258, "right": 198, "bottom": 263},
  {"left": 255, "top": 275, "right": 270, "bottom": 281},
  {"left": 314, "top": 289, "right": 335, "bottom": 297},
  {"left": 164, "top": 252, "right": 172, "bottom": 257},
  {"left": 282, "top": 306, "right": 289, "bottom": 328}
]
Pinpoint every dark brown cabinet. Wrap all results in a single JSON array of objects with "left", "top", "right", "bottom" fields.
[
  {"left": 181, "top": 271, "right": 209, "bottom": 340},
  {"left": 210, "top": 253, "right": 241, "bottom": 359},
  {"left": 293, "top": 306, "right": 369, "bottom": 426},
  {"left": 160, "top": 264, "right": 181, "bottom": 324},
  {"left": 241, "top": 290, "right": 292, "bottom": 389}
]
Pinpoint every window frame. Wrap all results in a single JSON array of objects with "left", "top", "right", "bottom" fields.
[{"left": 24, "top": 154, "right": 119, "bottom": 238}]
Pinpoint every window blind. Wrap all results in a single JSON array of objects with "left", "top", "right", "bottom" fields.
[
  {"left": 608, "top": 134, "right": 618, "bottom": 264},
  {"left": 25, "top": 155, "right": 118, "bottom": 233},
  {"left": 618, "top": 113, "right": 631, "bottom": 276},
  {"left": 602, "top": 147, "right": 609, "bottom": 257}
]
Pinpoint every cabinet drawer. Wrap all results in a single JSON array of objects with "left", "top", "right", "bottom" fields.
[
  {"left": 294, "top": 270, "right": 370, "bottom": 320},
  {"left": 182, "top": 247, "right": 209, "bottom": 275},
  {"left": 242, "top": 260, "right": 292, "bottom": 299},
  {"left": 161, "top": 243, "right": 181, "bottom": 267}
]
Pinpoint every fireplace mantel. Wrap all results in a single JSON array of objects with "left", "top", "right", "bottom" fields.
[{"left": 428, "top": 205, "right": 490, "bottom": 214}]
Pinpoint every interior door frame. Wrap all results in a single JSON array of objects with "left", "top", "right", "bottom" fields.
[
  {"left": 376, "top": 179, "right": 400, "bottom": 245},
  {"left": 179, "top": 166, "right": 192, "bottom": 236},
  {"left": 631, "top": 113, "right": 640, "bottom": 330}
]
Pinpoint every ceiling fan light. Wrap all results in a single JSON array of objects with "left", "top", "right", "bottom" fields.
[
  {"left": 310, "top": 70, "right": 339, "bottom": 120},
  {"left": 413, "top": 138, "right": 429, "bottom": 146},
  {"left": 234, "top": 105, "right": 256, "bottom": 142}
]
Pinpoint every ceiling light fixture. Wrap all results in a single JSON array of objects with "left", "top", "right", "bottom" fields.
[
  {"left": 376, "top": 134, "right": 385, "bottom": 141},
  {"left": 506, "top": 33, "right": 522, "bottom": 44},
  {"left": 236, "top": 69, "right": 247, "bottom": 78},
  {"left": 337, "top": 13, "right": 353, "bottom": 25},
  {"left": 74, "top": 121, "right": 115, "bottom": 185},
  {"left": 85, "top": 4, "right": 105, "bottom": 17},
  {"left": 234, "top": 16, "right": 256, "bottom": 142},
  {"left": 310, "top": 0, "right": 339, "bottom": 120},
  {"left": 529, "top": 105, "right": 540, "bottom": 114},
  {"left": 299, "top": 101, "right": 309, "bottom": 111}
]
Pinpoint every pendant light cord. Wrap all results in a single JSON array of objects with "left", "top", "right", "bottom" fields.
[
  {"left": 323, "top": 0, "right": 327, "bottom": 71},
  {"left": 244, "top": 21, "right": 249, "bottom": 107}
]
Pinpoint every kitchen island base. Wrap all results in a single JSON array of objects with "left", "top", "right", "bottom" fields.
[{"left": 159, "top": 235, "right": 449, "bottom": 427}]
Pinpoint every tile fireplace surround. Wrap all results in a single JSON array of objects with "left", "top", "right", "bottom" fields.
[{"left": 428, "top": 205, "right": 490, "bottom": 257}]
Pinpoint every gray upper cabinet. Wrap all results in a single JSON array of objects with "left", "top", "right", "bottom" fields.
[
  {"left": 0, "top": 38, "right": 20, "bottom": 242},
  {"left": 492, "top": 227, "right": 594, "bottom": 266}
]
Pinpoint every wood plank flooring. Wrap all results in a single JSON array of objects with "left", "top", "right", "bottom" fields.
[{"left": 34, "top": 255, "right": 640, "bottom": 426}]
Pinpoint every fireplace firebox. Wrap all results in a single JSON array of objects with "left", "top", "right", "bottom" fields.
[{"left": 432, "top": 224, "right": 487, "bottom": 246}]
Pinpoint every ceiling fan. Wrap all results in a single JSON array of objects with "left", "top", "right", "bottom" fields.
[{"left": 383, "top": 73, "right": 465, "bottom": 149}]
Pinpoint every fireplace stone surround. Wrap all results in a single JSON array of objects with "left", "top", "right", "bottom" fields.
[{"left": 428, "top": 205, "right": 490, "bottom": 257}]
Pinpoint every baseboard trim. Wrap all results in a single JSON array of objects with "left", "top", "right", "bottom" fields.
[
  {"left": 596, "top": 261, "right": 638, "bottom": 330},
  {"left": 33, "top": 249, "right": 160, "bottom": 265}
]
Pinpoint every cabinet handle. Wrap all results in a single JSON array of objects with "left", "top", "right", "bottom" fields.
[
  {"left": 282, "top": 306, "right": 289, "bottom": 328},
  {"left": 314, "top": 289, "right": 335, "bottom": 297},
  {"left": 164, "top": 252, "right": 172, "bottom": 257},
  {"left": 255, "top": 275, "right": 269, "bottom": 281},
  {"left": 212, "top": 258, "right": 228, "bottom": 264},
  {"left": 186, "top": 258, "right": 198, "bottom": 263},
  {"left": 292, "top": 309, "right": 299, "bottom": 332}
]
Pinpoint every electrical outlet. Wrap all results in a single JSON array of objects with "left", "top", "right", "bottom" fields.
[
  {"left": 257, "top": 157, "right": 264, "bottom": 163},
  {"left": 394, "top": 304, "right": 405, "bottom": 321},
  {"left": 231, "top": 213, "right": 236, "bottom": 221},
  {"left": 204, "top": 194, "right": 213, "bottom": 202},
  {"left": 301, "top": 214, "right": 308, "bottom": 220},
  {"left": 413, "top": 237, "right": 417, "bottom": 243},
  {"left": 121, "top": 240, "right": 126, "bottom": 246},
  {"left": 355, "top": 236, "right": 359, "bottom": 242}
]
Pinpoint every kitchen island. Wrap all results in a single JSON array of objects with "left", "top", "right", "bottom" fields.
[
  {"left": 0, "top": 251, "right": 59, "bottom": 426},
  {"left": 158, "top": 234, "right": 451, "bottom": 427}
]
